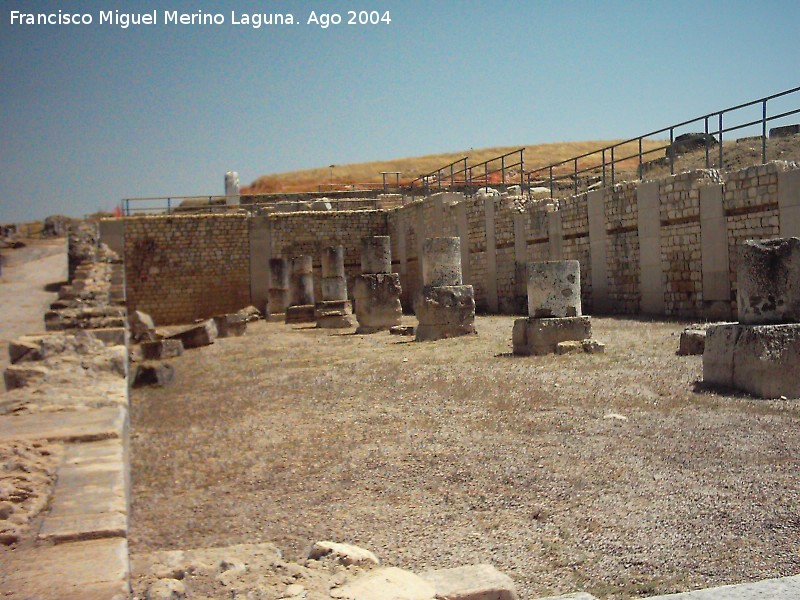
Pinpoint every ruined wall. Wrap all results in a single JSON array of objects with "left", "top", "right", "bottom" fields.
[
  {"left": 119, "top": 161, "right": 800, "bottom": 323},
  {"left": 124, "top": 215, "right": 251, "bottom": 324}
]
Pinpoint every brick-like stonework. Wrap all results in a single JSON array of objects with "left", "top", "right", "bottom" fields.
[{"left": 124, "top": 215, "right": 251, "bottom": 325}]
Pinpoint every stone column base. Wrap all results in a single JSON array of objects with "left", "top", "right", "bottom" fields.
[
  {"left": 512, "top": 316, "right": 592, "bottom": 356},
  {"left": 704, "top": 323, "right": 800, "bottom": 398},
  {"left": 414, "top": 285, "right": 476, "bottom": 342},
  {"left": 315, "top": 301, "right": 354, "bottom": 329},
  {"left": 285, "top": 305, "right": 316, "bottom": 324},
  {"left": 353, "top": 274, "right": 403, "bottom": 334}
]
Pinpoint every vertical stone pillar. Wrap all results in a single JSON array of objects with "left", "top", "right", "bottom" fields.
[
  {"left": 249, "top": 216, "right": 272, "bottom": 316},
  {"left": 484, "top": 195, "right": 499, "bottom": 312},
  {"left": 637, "top": 181, "right": 664, "bottom": 315},
  {"left": 316, "top": 246, "right": 353, "bottom": 328},
  {"left": 547, "top": 210, "right": 564, "bottom": 261},
  {"left": 286, "top": 255, "right": 315, "bottom": 323},
  {"left": 513, "top": 212, "right": 529, "bottom": 313},
  {"left": 225, "top": 171, "right": 240, "bottom": 206},
  {"left": 266, "top": 258, "right": 289, "bottom": 321},
  {"left": 456, "top": 202, "right": 471, "bottom": 285},
  {"left": 699, "top": 183, "right": 732, "bottom": 319},
  {"left": 414, "top": 237, "right": 476, "bottom": 341},
  {"left": 779, "top": 169, "right": 800, "bottom": 237},
  {"left": 352, "top": 236, "right": 403, "bottom": 333},
  {"left": 587, "top": 189, "right": 609, "bottom": 313}
]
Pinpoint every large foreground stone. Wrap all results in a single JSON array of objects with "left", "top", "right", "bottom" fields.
[
  {"left": 512, "top": 317, "right": 592, "bottom": 356},
  {"left": 704, "top": 323, "right": 800, "bottom": 398},
  {"left": 0, "top": 537, "right": 129, "bottom": 599},
  {"left": 737, "top": 237, "right": 800, "bottom": 324},
  {"left": 420, "top": 564, "right": 519, "bottom": 600},
  {"left": 330, "top": 566, "right": 436, "bottom": 600},
  {"left": 167, "top": 319, "right": 217, "bottom": 349},
  {"left": 0, "top": 406, "right": 126, "bottom": 443},
  {"left": 308, "top": 541, "right": 380, "bottom": 567}
]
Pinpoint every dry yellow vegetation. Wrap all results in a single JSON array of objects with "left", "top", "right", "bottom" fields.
[{"left": 243, "top": 140, "right": 667, "bottom": 194}]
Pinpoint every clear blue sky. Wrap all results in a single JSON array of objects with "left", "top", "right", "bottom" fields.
[{"left": 1, "top": 0, "right": 798, "bottom": 222}]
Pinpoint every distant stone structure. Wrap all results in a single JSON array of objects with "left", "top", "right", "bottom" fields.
[
  {"left": 285, "top": 255, "right": 315, "bottom": 324},
  {"left": 513, "top": 260, "right": 602, "bottom": 355},
  {"left": 414, "top": 237, "right": 476, "bottom": 341},
  {"left": 225, "top": 170, "right": 240, "bottom": 206},
  {"left": 704, "top": 237, "right": 800, "bottom": 398},
  {"left": 352, "top": 236, "right": 402, "bottom": 334},
  {"left": 315, "top": 245, "right": 353, "bottom": 328}
]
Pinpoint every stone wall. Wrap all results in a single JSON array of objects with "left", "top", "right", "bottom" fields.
[
  {"left": 116, "top": 161, "right": 800, "bottom": 323},
  {"left": 124, "top": 215, "right": 251, "bottom": 325}
]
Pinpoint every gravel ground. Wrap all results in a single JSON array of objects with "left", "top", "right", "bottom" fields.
[{"left": 129, "top": 316, "right": 800, "bottom": 599}]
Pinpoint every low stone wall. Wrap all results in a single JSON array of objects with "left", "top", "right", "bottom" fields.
[{"left": 0, "top": 223, "right": 132, "bottom": 597}]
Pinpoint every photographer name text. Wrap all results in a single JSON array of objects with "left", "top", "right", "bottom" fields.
[{"left": 9, "top": 9, "right": 392, "bottom": 29}]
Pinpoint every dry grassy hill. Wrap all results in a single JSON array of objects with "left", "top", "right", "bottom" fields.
[{"left": 242, "top": 140, "right": 667, "bottom": 194}]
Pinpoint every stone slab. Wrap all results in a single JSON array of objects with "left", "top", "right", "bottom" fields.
[
  {"left": 167, "top": 319, "right": 217, "bottom": 348},
  {"left": 704, "top": 323, "right": 800, "bottom": 398},
  {"left": 0, "top": 406, "right": 126, "bottom": 443},
  {"left": 645, "top": 574, "right": 800, "bottom": 599},
  {"left": 512, "top": 317, "right": 592, "bottom": 356},
  {"left": 286, "top": 304, "right": 316, "bottom": 324},
  {"left": 0, "top": 537, "right": 129, "bottom": 599},
  {"left": 420, "top": 563, "right": 519, "bottom": 600},
  {"left": 330, "top": 566, "right": 435, "bottom": 600}
]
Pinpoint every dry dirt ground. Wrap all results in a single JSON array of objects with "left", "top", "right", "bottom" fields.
[
  {"left": 0, "top": 239, "right": 66, "bottom": 373},
  {"left": 129, "top": 316, "right": 800, "bottom": 599}
]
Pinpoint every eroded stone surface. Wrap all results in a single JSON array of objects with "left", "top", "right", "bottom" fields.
[
  {"left": 420, "top": 563, "right": 519, "bottom": 600},
  {"left": 414, "top": 285, "right": 476, "bottom": 341},
  {"left": 678, "top": 329, "right": 706, "bottom": 355},
  {"left": 167, "top": 320, "right": 217, "bottom": 349},
  {"left": 527, "top": 260, "right": 581, "bottom": 318},
  {"left": 737, "top": 237, "right": 800, "bottom": 324},
  {"left": 353, "top": 274, "right": 402, "bottom": 333},
  {"left": 513, "top": 317, "right": 592, "bottom": 356}
]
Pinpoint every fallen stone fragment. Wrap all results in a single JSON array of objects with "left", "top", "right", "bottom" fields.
[
  {"left": 133, "top": 362, "right": 175, "bottom": 387},
  {"left": 146, "top": 578, "right": 186, "bottom": 600},
  {"left": 581, "top": 339, "right": 605, "bottom": 354},
  {"left": 420, "top": 563, "right": 519, "bottom": 600},
  {"left": 308, "top": 541, "right": 380, "bottom": 567},
  {"left": 237, "top": 305, "right": 263, "bottom": 322},
  {"left": 167, "top": 320, "right": 217, "bottom": 349},
  {"left": 129, "top": 310, "right": 157, "bottom": 342},
  {"left": 389, "top": 325, "right": 415, "bottom": 336},
  {"left": 141, "top": 339, "right": 184, "bottom": 360},
  {"left": 213, "top": 313, "right": 248, "bottom": 338},
  {"left": 555, "top": 341, "right": 582, "bottom": 355}
]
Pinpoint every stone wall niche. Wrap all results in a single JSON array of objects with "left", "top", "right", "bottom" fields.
[{"left": 414, "top": 237, "right": 476, "bottom": 341}]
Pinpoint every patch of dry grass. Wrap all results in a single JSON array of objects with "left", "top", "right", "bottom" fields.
[{"left": 130, "top": 316, "right": 800, "bottom": 599}]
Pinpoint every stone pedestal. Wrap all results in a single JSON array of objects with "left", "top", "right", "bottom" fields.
[
  {"left": 286, "top": 256, "right": 315, "bottom": 324},
  {"left": 212, "top": 313, "right": 247, "bottom": 337},
  {"left": 267, "top": 258, "right": 289, "bottom": 320},
  {"left": 353, "top": 274, "right": 402, "bottom": 334},
  {"left": 414, "top": 285, "right": 476, "bottom": 341},
  {"left": 415, "top": 238, "right": 475, "bottom": 341},
  {"left": 703, "top": 237, "right": 800, "bottom": 398},
  {"left": 316, "top": 246, "right": 353, "bottom": 328},
  {"left": 512, "top": 316, "right": 592, "bottom": 356}
]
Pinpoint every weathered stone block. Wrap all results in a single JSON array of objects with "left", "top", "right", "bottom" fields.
[
  {"left": 420, "top": 563, "right": 519, "bottom": 600},
  {"left": 422, "top": 237, "right": 463, "bottom": 287},
  {"left": 414, "top": 285, "right": 476, "bottom": 341},
  {"left": 133, "top": 362, "right": 175, "bottom": 387},
  {"left": 737, "top": 237, "right": 800, "bottom": 324},
  {"left": 512, "top": 317, "right": 592, "bottom": 356},
  {"left": 267, "top": 289, "right": 289, "bottom": 315},
  {"left": 361, "top": 236, "right": 392, "bottom": 274},
  {"left": 167, "top": 319, "right": 217, "bottom": 349},
  {"left": 213, "top": 313, "right": 248, "bottom": 337},
  {"left": 285, "top": 304, "right": 316, "bottom": 324},
  {"left": 704, "top": 323, "right": 800, "bottom": 398},
  {"left": 140, "top": 339, "right": 184, "bottom": 360},
  {"left": 353, "top": 273, "right": 403, "bottom": 333},
  {"left": 527, "top": 260, "right": 581, "bottom": 318},
  {"left": 128, "top": 310, "right": 156, "bottom": 342},
  {"left": 315, "top": 300, "right": 353, "bottom": 329}
]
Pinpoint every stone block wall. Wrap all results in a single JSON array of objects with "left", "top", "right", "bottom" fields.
[
  {"left": 124, "top": 215, "right": 251, "bottom": 325},
  {"left": 559, "top": 195, "right": 592, "bottom": 312}
]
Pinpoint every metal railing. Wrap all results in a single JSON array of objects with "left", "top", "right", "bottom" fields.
[
  {"left": 406, "top": 149, "right": 525, "bottom": 201},
  {"left": 526, "top": 85, "right": 800, "bottom": 199},
  {"left": 120, "top": 195, "right": 380, "bottom": 216}
]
